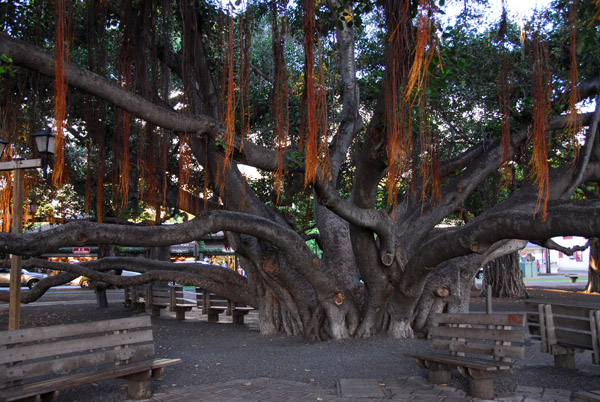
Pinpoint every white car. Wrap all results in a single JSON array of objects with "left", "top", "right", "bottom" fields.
[{"left": 0, "top": 268, "right": 48, "bottom": 289}]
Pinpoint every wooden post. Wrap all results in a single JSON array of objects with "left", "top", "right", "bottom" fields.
[
  {"left": 486, "top": 285, "right": 492, "bottom": 314},
  {"left": 8, "top": 168, "right": 24, "bottom": 330}
]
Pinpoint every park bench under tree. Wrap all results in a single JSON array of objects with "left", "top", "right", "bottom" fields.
[
  {"left": 525, "top": 301, "right": 600, "bottom": 369},
  {"left": 125, "top": 283, "right": 196, "bottom": 320},
  {"left": 199, "top": 289, "right": 254, "bottom": 324},
  {"left": 0, "top": 315, "right": 181, "bottom": 401},
  {"left": 405, "top": 313, "right": 526, "bottom": 400}
]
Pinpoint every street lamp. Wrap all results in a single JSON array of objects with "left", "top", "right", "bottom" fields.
[
  {"left": 31, "top": 127, "right": 56, "bottom": 176},
  {"left": 0, "top": 128, "right": 55, "bottom": 330}
]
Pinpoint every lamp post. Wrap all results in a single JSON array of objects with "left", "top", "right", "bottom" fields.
[{"left": 0, "top": 128, "right": 55, "bottom": 330}]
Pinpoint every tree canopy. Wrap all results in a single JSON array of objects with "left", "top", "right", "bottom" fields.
[{"left": 0, "top": 0, "right": 599, "bottom": 341}]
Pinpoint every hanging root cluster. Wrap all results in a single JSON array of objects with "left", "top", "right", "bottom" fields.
[
  {"left": 53, "top": 0, "right": 71, "bottom": 188},
  {"left": 530, "top": 30, "right": 550, "bottom": 220},
  {"left": 498, "top": 7, "right": 513, "bottom": 190},
  {"left": 384, "top": 0, "right": 440, "bottom": 209},
  {"left": 566, "top": 0, "right": 581, "bottom": 162},
  {"left": 272, "top": 0, "right": 289, "bottom": 203}
]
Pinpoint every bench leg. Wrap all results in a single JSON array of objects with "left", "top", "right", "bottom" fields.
[
  {"left": 232, "top": 312, "right": 245, "bottom": 325},
  {"left": 40, "top": 391, "right": 58, "bottom": 402},
  {"left": 207, "top": 311, "right": 220, "bottom": 322},
  {"left": 126, "top": 370, "right": 152, "bottom": 399},
  {"left": 175, "top": 308, "right": 186, "bottom": 320},
  {"left": 133, "top": 302, "right": 145, "bottom": 313},
  {"left": 151, "top": 306, "right": 162, "bottom": 317},
  {"left": 425, "top": 362, "right": 451, "bottom": 384},
  {"left": 554, "top": 352, "right": 576, "bottom": 369},
  {"left": 469, "top": 377, "right": 494, "bottom": 400}
]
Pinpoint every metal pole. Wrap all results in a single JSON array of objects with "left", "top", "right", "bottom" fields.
[
  {"left": 8, "top": 168, "right": 24, "bottom": 330},
  {"left": 486, "top": 285, "right": 492, "bottom": 314}
]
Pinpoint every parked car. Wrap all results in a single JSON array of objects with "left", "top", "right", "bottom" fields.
[
  {"left": 71, "top": 276, "right": 95, "bottom": 289},
  {"left": 0, "top": 268, "right": 48, "bottom": 289},
  {"left": 71, "top": 270, "right": 141, "bottom": 289}
]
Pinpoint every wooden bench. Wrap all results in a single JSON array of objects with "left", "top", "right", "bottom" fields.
[
  {"left": 405, "top": 313, "right": 526, "bottom": 400},
  {"left": 124, "top": 284, "right": 147, "bottom": 312},
  {"left": 0, "top": 315, "right": 181, "bottom": 401},
  {"left": 168, "top": 286, "right": 197, "bottom": 320},
  {"left": 125, "top": 284, "right": 196, "bottom": 320},
  {"left": 525, "top": 301, "right": 600, "bottom": 369},
  {"left": 198, "top": 289, "right": 254, "bottom": 324},
  {"left": 565, "top": 274, "right": 580, "bottom": 283}
]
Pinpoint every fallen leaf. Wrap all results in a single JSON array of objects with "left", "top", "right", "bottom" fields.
[{"left": 242, "top": 382, "right": 252, "bottom": 386}]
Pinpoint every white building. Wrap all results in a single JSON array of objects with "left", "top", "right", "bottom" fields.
[{"left": 548, "top": 236, "right": 591, "bottom": 272}]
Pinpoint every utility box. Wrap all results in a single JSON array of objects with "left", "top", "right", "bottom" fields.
[{"left": 519, "top": 261, "right": 538, "bottom": 278}]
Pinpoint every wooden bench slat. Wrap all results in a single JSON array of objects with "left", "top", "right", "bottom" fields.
[
  {"left": 0, "top": 358, "right": 181, "bottom": 402},
  {"left": 404, "top": 352, "right": 514, "bottom": 371},
  {"left": 432, "top": 339, "right": 525, "bottom": 360},
  {"left": 549, "top": 304, "right": 597, "bottom": 318},
  {"left": 552, "top": 316, "right": 592, "bottom": 332},
  {"left": 430, "top": 326, "right": 526, "bottom": 343},
  {"left": 434, "top": 313, "right": 524, "bottom": 327},
  {"left": 2, "top": 343, "right": 156, "bottom": 384},
  {"left": 0, "top": 315, "right": 150, "bottom": 346},
  {"left": 554, "top": 328, "right": 593, "bottom": 349},
  {"left": 0, "top": 329, "right": 154, "bottom": 365}
]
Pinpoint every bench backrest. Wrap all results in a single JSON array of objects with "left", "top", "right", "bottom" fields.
[
  {"left": 149, "top": 285, "right": 172, "bottom": 304},
  {"left": 431, "top": 313, "right": 526, "bottom": 362},
  {"left": 526, "top": 302, "right": 600, "bottom": 355},
  {"left": 0, "top": 315, "right": 154, "bottom": 388}
]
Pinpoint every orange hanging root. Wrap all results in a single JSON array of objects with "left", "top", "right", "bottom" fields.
[
  {"left": 272, "top": 0, "right": 289, "bottom": 203},
  {"left": 85, "top": 137, "right": 91, "bottom": 217},
  {"left": 118, "top": 109, "right": 130, "bottom": 208},
  {"left": 0, "top": 172, "right": 12, "bottom": 232},
  {"left": 383, "top": 0, "right": 411, "bottom": 207},
  {"left": 531, "top": 33, "right": 550, "bottom": 220},
  {"left": 53, "top": 0, "right": 67, "bottom": 188},
  {"left": 316, "top": 42, "right": 331, "bottom": 183},
  {"left": 303, "top": 0, "right": 318, "bottom": 186},
  {"left": 223, "top": 14, "right": 236, "bottom": 171},
  {"left": 178, "top": 134, "right": 193, "bottom": 212},
  {"left": 567, "top": 0, "right": 581, "bottom": 162},
  {"left": 498, "top": 8, "right": 512, "bottom": 190}
]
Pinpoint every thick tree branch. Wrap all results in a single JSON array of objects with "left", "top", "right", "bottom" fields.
[
  {"left": 414, "top": 200, "right": 600, "bottom": 270},
  {"left": 531, "top": 238, "right": 592, "bottom": 256},
  {"left": 0, "top": 210, "right": 340, "bottom": 293},
  {"left": 315, "top": 182, "right": 395, "bottom": 266},
  {"left": 0, "top": 258, "right": 253, "bottom": 305},
  {"left": 561, "top": 95, "right": 600, "bottom": 198}
]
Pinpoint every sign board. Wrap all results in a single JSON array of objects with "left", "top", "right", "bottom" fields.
[
  {"left": 73, "top": 247, "right": 91, "bottom": 254},
  {"left": 520, "top": 249, "right": 527, "bottom": 257}
]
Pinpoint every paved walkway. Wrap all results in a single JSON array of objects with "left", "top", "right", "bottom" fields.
[
  {"left": 140, "top": 343, "right": 600, "bottom": 402},
  {"left": 142, "top": 376, "right": 582, "bottom": 402}
]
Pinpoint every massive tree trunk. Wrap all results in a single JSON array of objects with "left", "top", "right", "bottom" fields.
[
  {"left": 0, "top": 1, "right": 599, "bottom": 342},
  {"left": 481, "top": 252, "right": 529, "bottom": 298},
  {"left": 585, "top": 239, "right": 600, "bottom": 294}
]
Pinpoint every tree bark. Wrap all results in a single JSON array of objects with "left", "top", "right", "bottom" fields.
[
  {"left": 480, "top": 252, "right": 528, "bottom": 298},
  {"left": 585, "top": 239, "right": 600, "bottom": 294}
]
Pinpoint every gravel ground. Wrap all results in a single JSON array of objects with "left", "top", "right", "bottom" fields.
[{"left": 1, "top": 286, "right": 600, "bottom": 401}]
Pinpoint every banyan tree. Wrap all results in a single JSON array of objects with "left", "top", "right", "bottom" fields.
[{"left": 0, "top": 0, "right": 599, "bottom": 341}]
